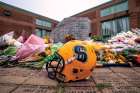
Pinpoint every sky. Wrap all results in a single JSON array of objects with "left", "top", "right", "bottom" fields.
[{"left": 0, "top": 0, "right": 111, "bottom": 21}]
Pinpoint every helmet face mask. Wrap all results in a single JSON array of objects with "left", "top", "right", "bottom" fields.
[
  {"left": 46, "top": 40, "right": 96, "bottom": 82},
  {"left": 46, "top": 53, "right": 65, "bottom": 82}
]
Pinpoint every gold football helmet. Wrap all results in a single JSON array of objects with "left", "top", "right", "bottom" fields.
[{"left": 46, "top": 40, "right": 96, "bottom": 82}]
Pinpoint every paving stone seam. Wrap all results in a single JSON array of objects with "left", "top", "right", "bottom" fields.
[
  {"left": 9, "top": 76, "right": 31, "bottom": 93},
  {"left": 0, "top": 83, "right": 57, "bottom": 88},
  {"left": 93, "top": 68, "right": 115, "bottom": 93},
  {"left": 90, "top": 74, "right": 102, "bottom": 93},
  {"left": 108, "top": 67, "right": 140, "bottom": 88},
  {"left": 132, "top": 67, "right": 140, "bottom": 75}
]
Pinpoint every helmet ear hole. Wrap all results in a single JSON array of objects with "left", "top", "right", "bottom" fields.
[
  {"left": 72, "top": 68, "right": 78, "bottom": 73},
  {"left": 80, "top": 69, "right": 83, "bottom": 72},
  {"left": 76, "top": 77, "right": 79, "bottom": 79}
]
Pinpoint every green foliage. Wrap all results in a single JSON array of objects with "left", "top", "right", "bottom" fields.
[
  {"left": 91, "top": 35, "right": 102, "bottom": 41},
  {"left": 96, "top": 83, "right": 112, "bottom": 90},
  {"left": 57, "top": 83, "right": 65, "bottom": 93},
  {"left": 19, "top": 61, "right": 45, "bottom": 69},
  {"left": 3, "top": 46, "right": 17, "bottom": 56},
  {"left": 122, "top": 48, "right": 139, "bottom": 57}
]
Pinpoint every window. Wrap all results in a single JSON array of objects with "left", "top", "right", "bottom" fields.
[
  {"left": 101, "top": 1, "right": 128, "bottom": 17},
  {"left": 35, "top": 29, "right": 50, "bottom": 37},
  {"left": 36, "top": 19, "right": 52, "bottom": 28},
  {"left": 3, "top": 10, "right": 12, "bottom": 16},
  {"left": 35, "top": 29, "right": 42, "bottom": 37},
  {"left": 101, "top": 17, "right": 129, "bottom": 40}
]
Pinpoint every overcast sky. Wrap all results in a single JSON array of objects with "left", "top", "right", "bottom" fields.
[{"left": 0, "top": 0, "right": 111, "bottom": 21}]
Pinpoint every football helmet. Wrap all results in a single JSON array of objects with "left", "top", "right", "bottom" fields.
[{"left": 46, "top": 40, "right": 96, "bottom": 82}]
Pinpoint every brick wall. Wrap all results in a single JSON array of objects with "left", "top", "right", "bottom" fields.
[
  {"left": 0, "top": 7, "right": 34, "bottom": 23},
  {"left": 74, "top": 0, "right": 140, "bottom": 35},
  {"left": 0, "top": 4, "right": 58, "bottom": 38},
  {"left": 129, "top": 0, "right": 140, "bottom": 29},
  {"left": 0, "top": 7, "right": 35, "bottom": 38}
]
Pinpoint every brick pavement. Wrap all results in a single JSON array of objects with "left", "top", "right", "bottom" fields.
[{"left": 0, "top": 67, "right": 140, "bottom": 93}]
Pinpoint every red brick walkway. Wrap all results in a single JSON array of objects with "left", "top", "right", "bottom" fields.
[{"left": 0, "top": 67, "right": 140, "bottom": 93}]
